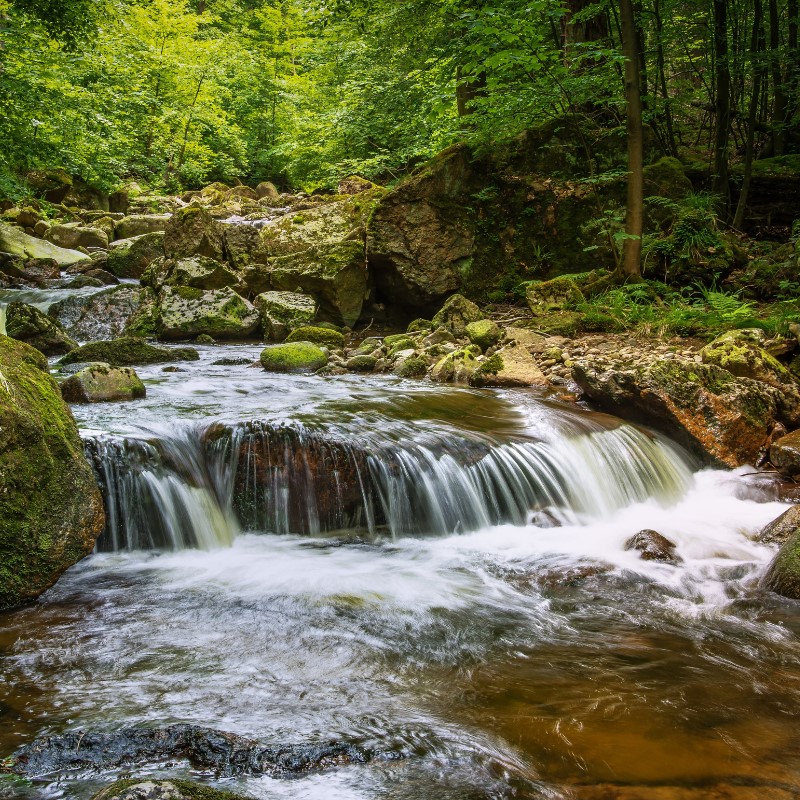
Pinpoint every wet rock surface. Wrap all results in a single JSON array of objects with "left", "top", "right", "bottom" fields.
[
  {"left": 4, "top": 301, "right": 78, "bottom": 355},
  {"left": 4, "top": 725, "right": 376, "bottom": 779},
  {"left": 92, "top": 779, "right": 252, "bottom": 800},
  {"left": 60, "top": 363, "right": 146, "bottom": 403},
  {"left": 625, "top": 529, "right": 680, "bottom": 563}
]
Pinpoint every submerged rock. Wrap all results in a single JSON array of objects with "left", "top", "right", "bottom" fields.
[
  {"left": 260, "top": 342, "right": 328, "bottom": 373},
  {"left": 624, "top": 529, "right": 680, "bottom": 563},
  {"left": 59, "top": 337, "right": 199, "bottom": 367},
  {"left": 158, "top": 286, "right": 260, "bottom": 340},
  {"left": 4, "top": 302, "right": 78, "bottom": 355},
  {"left": 60, "top": 363, "right": 146, "bottom": 403},
  {"left": 0, "top": 337, "right": 104, "bottom": 609},
  {"left": 4, "top": 724, "right": 374, "bottom": 779}
]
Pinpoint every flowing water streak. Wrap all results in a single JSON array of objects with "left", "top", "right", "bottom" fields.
[{"left": 86, "top": 416, "right": 694, "bottom": 551}]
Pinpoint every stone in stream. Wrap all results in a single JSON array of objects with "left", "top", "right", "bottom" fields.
[
  {"left": 769, "top": 428, "right": 800, "bottom": 477},
  {"left": 60, "top": 363, "right": 146, "bottom": 403},
  {"left": 761, "top": 530, "right": 800, "bottom": 599},
  {"left": 92, "top": 779, "right": 251, "bottom": 800},
  {"left": 470, "top": 342, "right": 551, "bottom": 389},
  {"left": 260, "top": 342, "right": 328, "bottom": 373},
  {"left": 59, "top": 337, "right": 199, "bottom": 367},
  {"left": 465, "top": 318, "right": 502, "bottom": 351},
  {"left": 3, "top": 724, "right": 375, "bottom": 779},
  {"left": 254, "top": 291, "right": 316, "bottom": 342},
  {"left": 158, "top": 286, "right": 260, "bottom": 340},
  {"left": 430, "top": 293, "right": 485, "bottom": 336},
  {"left": 4, "top": 302, "right": 79, "bottom": 355},
  {"left": 0, "top": 337, "right": 104, "bottom": 609},
  {"left": 624, "top": 529, "right": 680, "bottom": 564},
  {"left": 285, "top": 324, "right": 344, "bottom": 349},
  {"left": 758, "top": 505, "right": 800, "bottom": 545}
]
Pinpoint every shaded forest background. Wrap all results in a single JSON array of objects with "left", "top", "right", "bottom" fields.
[{"left": 1, "top": 0, "right": 798, "bottom": 210}]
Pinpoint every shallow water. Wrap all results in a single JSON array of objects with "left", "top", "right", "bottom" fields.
[{"left": 0, "top": 343, "right": 798, "bottom": 799}]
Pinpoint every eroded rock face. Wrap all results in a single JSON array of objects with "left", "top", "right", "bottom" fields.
[
  {"left": 573, "top": 359, "right": 782, "bottom": 467},
  {"left": 4, "top": 302, "right": 78, "bottom": 355},
  {"left": 158, "top": 286, "right": 260, "bottom": 340},
  {"left": 367, "top": 146, "right": 473, "bottom": 310},
  {"left": 0, "top": 336, "right": 104, "bottom": 609},
  {"left": 163, "top": 207, "right": 225, "bottom": 261},
  {"left": 60, "top": 363, "right": 146, "bottom": 403}
]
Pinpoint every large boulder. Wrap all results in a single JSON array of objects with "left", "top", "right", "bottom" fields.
[
  {"left": 45, "top": 223, "right": 108, "bottom": 251},
  {"left": 50, "top": 285, "right": 157, "bottom": 341},
  {"left": 0, "top": 221, "right": 91, "bottom": 268},
  {"left": 431, "top": 294, "right": 485, "bottom": 336},
  {"left": 106, "top": 232, "right": 165, "bottom": 278},
  {"left": 254, "top": 291, "right": 316, "bottom": 341},
  {"left": 158, "top": 286, "right": 260, "bottom": 340},
  {"left": 285, "top": 325, "right": 344, "bottom": 349},
  {"left": 60, "top": 363, "right": 146, "bottom": 403},
  {"left": 114, "top": 214, "right": 171, "bottom": 240},
  {"left": 163, "top": 207, "right": 225, "bottom": 261},
  {"left": 0, "top": 336, "right": 104, "bottom": 609},
  {"left": 573, "top": 359, "right": 785, "bottom": 467},
  {"left": 249, "top": 241, "right": 367, "bottom": 328},
  {"left": 163, "top": 256, "right": 239, "bottom": 291},
  {"left": 758, "top": 505, "right": 800, "bottom": 545},
  {"left": 256, "top": 181, "right": 279, "bottom": 199},
  {"left": 59, "top": 337, "right": 199, "bottom": 367},
  {"left": 431, "top": 345, "right": 481, "bottom": 384},
  {"left": 770, "top": 429, "right": 800, "bottom": 477},
  {"left": 4, "top": 302, "right": 78, "bottom": 355}
]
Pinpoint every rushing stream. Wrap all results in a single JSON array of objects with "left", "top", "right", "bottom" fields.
[{"left": 1, "top": 342, "right": 799, "bottom": 799}]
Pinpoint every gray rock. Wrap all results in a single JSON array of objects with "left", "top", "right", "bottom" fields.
[
  {"left": 624, "top": 529, "right": 680, "bottom": 563},
  {"left": 158, "top": 286, "right": 260, "bottom": 340},
  {"left": 60, "top": 363, "right": 146, "bottom": 403},
  {"left": 758, "top": 505, "right": 800, "bottom": 545},
  {"left": 115, "top": 214, "right": 171, "bottom": 240}
]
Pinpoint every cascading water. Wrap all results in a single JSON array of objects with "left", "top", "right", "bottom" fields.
[{"left": 85, "top": 414, "right": 693, "bottom": 550}]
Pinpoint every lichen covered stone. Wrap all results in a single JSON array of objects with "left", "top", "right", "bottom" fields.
[
  {"left": 260, "top": 342, "right": 328, "bottom": 373},
  {"left": 158, "top": 286, "right": 260, "bottom": 340},
  {"left": 59, "top": 337, "right": 199, "bottom": 367},
  {"left": 60, "top": 363, "right": 146, "bottom": 403}
]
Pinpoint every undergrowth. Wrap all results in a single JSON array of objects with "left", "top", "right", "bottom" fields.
[{"left": 572, "top": 281, "right": 800, "bottom": 339}]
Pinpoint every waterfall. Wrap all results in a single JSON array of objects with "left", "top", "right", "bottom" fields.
[{"left": 85, "top": 418, "right": 693, "bottom": 551}]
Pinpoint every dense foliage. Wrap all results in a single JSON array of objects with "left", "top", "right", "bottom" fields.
[{"left": 0, "top": 0, "right": 797, "bottom": 196}]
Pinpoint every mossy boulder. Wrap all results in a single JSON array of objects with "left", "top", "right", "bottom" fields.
[
  {"left": 158, "top": 286, "right": 260, "bottom": 340},
  {"left": 470, "top": 342, "right": 550, "bottom": 388},
  {"left": 4, "top": 302, "right": 78, "bottom": 355},
  {"left": 345, "top": 354, "right": 377, "bottom": 372},
  {"left": 107, "top": 232, "right": 165, "bottom": 278},
  {"left": 256, "top": 181, "right": 279, "bottom": 200},
  {"left": 254, "top": 291, "right": 316, "bottom": 342},
  {"left": 0, "top": 220, "right": 91, "bottom": 268},
  {"left": 260, "top": 342, "right": 328, "bottom": 372},
  {"left": 0, "top": 336, "right": 104, "bottom": 609},
  {"left": 526, "top": 276, "right": 585, "bottom": 312},
  {"left": 758, "top": 505, "right": 800, "bottom": 545},
  {"left": 573, "top": 358, "right": 785, "bottom": 467},
  {"left": 92, "top": 778, "right": 253, "bottom": 800},
  {"left": 431, "top": 345, "right": 481, "bottom": 384},
  {"left": 45, "top": 223, "right": 108, "bottom": 251},
  {"left": 59, "top": 337, "right": 199, "bottom": 367},
  {"left": 285, "top": 325, "right": 345, "bottom": 349},
  {"left": 396, "top": 354, "right": 429, "bottom": 378},
  {"left": 163, "top": 207, "right": 225, "bottom": 261},
  {"left": 115, "top": 214, "right": 171, "bottom": 240},
  {"left": 700, "top": 329, "right": 795, "bottom": 388},
  {"left": 50, "top": 286, "right": 157, "bottom": 342},
  {"left": 60, "top": 363, "right": 146, "bottom": 403},
  {"left": 465, "top": 319, "right": 502, "bottom": 350},
  {"left": 761, "top": 529, "right": 800, "bottom": 599},
  {"left": 431, "top": 294, "right": 485, "bottom": 336},
  {"left": 643, "top": 157, "right": 693, "bottom": 200},
  {"left": 164, "top": 256, "right": 239, "bottom": 291}
]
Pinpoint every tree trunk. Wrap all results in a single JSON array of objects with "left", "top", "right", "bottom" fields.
[
  {"left": 734, "top": 0, "right": 765, "bottom": 230},
  {"left": 712, "top": 0, "right": 731, "bottom": 216},
  {"left": 768, "top": 0, "right": 788, "bottom": 155},
  {"left": 456, "top": 65, "right": 487, "bottom": 117},
  {"left": 620, "top": 0, "right": 643, "bottom": 280}
]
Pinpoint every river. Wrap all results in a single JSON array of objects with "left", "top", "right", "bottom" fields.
[{"left": 0, "top": 331, "right": 798, "bottom": 799}]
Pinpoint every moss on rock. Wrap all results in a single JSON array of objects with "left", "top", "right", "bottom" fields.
[
  {"left": 260, "top": 342, "right": 328, "bottom": 373},
  {"left": 60, "top": 363, "right": 147, "bottom": 403},
  {"left": 465, "top": 319, "right": 502, "bottom": 350},
  {"left": 92, "top": 778, "right": 253, "bottom": 800},
  {"left": 286, "top": 325, "right": 344, "bottom": 349},
  {"left": 761, "top": 529, "right": 800, "bottom": 599},
  {"left": 59, "top": 337, "right": 199, "bottom": 367},
  {"left": 5, "top": 302, "right": 79, "bottom": 356},
  {"left": 0, "top": 336, "right": 104, "bottom": 609}
]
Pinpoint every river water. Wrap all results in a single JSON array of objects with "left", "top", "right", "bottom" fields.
[{"left": 1, "top": 344, "right": 799, "bottom": 800}]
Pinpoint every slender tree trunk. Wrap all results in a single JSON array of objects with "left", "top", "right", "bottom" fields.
[
  {"left": 768, "top": 0, "right": 788, "bottom": 155},
  {"left": 456, "top": 65, "right": 487, "bottom": 118},
  {"left": 734, "top": 0, "right": 766, "bottom": 230},
  {"left": 654, "top": 0, "right": 678, "bottom": 155},
  {"left": 712, "top": 0, "right": 731, "bottom": 216},
  {"left": 620, "top": 0, "right": 643, "bottom": 280}
]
